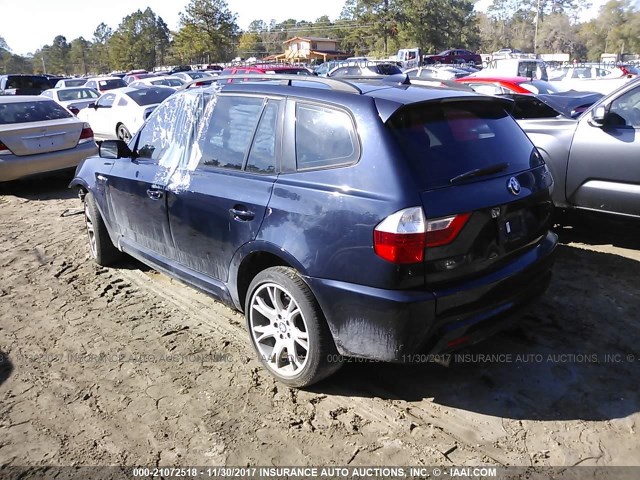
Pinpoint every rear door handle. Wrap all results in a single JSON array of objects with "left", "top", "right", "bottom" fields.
[
  {"left": 146, "top": 189, "right": 163, "bottom": 200},
  {"left": 229, "top": 207, "right": 255, "bottom": 221}
]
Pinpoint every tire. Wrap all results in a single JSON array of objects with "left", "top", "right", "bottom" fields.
[
  {"left": 117, "top": 124, "right": 131, "bottom": 143},
  {"left": 245, "top": 266, "right": 343, "bottom": 387},
  {"left": 84, "top": 191, "right": 123, "bottom": 266}
]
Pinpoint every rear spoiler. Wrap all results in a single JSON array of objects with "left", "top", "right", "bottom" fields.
[{"left": 375, "top": 93, "right": 515, "bottom": 123}]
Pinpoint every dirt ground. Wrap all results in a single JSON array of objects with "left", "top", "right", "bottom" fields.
[{"left": 1, "top": 174, "right": 639, "bottom": 469}]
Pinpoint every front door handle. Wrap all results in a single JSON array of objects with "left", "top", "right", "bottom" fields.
[
  {"left": 146, "top": 189, "right": 163, "bottom": 200},
  {"left": 229, "top": 207, "right": 255, "bottom": 221}
]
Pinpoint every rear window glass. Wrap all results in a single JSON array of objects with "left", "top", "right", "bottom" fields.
[
  {"left": 98, "top": 79, "right": 126, "bottom": 89},
  {"left": 0, "top": 100, "right": 72, "bottom": 124},
  {"left": 268, "top": 68, "right": 311, "bottom": 75},
  {"left": 387, "top": 101, "right": 539, "bottom": 190},
  {"left": 57, "top": 88, "right": 100, "bottom": 102},
  {"left": 126, "top": 88, "right": 174, "bottom": 106},
  {"left": 64, "top": 79, "right": 87, "bottom": 87},
  {"left": 372, "top": 64, "right": 402, "bottom": 75},
  {"left": 6, "top": 76, "right": 51, "bottom": 91}
]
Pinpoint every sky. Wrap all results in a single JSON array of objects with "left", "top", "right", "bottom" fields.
[{"left": 1, "top": 0, "right": 611, "bottom": 56}]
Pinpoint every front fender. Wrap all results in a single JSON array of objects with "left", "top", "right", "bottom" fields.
[{"left": 68, "top": 156, "right": 120, "bottom": 246}]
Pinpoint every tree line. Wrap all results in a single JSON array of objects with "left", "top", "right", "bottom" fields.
[{"left": 1, "top": 0, "right": 639, "bottom": 75}]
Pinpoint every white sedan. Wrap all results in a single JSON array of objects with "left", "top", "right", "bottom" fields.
[
  {"left": 78, "top": 86, "right": 175, "bottom": 142},
  {"left": 128, "top": 76, "right": 185, "bottom": 88},
  {"left": 41, "top": 87, "right": 101, "bottom": 115}
]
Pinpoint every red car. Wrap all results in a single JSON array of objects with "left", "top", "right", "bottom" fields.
[
  {"left": 423, "top": 49, "right": 482, "bottom": 67},
  {"left": 221, "top": 64, "right": 312, "bottom": 76},
  {"left": 454, "top": 76, "right": 562, "bottom": 95}
]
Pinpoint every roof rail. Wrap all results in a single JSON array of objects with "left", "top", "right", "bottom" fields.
[{"left": 183, "top": 74, "right": 363, "bottom": 94}]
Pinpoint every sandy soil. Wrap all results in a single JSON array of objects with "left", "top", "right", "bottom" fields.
[{"left": 1, "top": 174, "right": 639, "bottom": 468}]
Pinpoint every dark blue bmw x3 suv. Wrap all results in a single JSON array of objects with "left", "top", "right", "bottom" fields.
[{"left": 71, "top": 75, "right": 557, "bottom": 387}]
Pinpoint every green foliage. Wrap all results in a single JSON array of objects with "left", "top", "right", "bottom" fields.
[
  {"left": 172, "top": 0, "right": 240, "bottom": 63},
  {"left": 3, "top": 0, "right": 640, "bottom": 73},
  {"left": 108, "top": 8, "right": 170, "bottom": 71},
  {"left": 238, "top": 32, "right": 265, "bottom": 57}
]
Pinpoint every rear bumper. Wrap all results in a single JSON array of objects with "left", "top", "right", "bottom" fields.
[
  {"left": 305, "top": 231, "right": 557, "bottom": 361},
  {"left": 0, "top": 142, "right": 98, "bottom": 182}
]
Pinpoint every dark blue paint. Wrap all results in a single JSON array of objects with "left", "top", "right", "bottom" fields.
[{"left": 70, "top": 80, "right": 558, "bottom": 362}]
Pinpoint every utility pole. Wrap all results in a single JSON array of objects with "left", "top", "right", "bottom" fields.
[{"left": 533, "top": 0, "right": 541, "bottom": 54}]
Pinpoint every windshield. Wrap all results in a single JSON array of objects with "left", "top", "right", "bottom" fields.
[
  {"left": 520, "top": 80, "right": 560, "bottom": 94},
  {"left": 387, "top": 100, "right": 540, "bottom": 190},
  {"left": 126, "top": 88, "right": 174, "bottom": 106}
]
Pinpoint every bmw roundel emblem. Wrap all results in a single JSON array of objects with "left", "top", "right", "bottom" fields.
[{"left": 507, "top": 177, "right": 521, "bottom": 196}]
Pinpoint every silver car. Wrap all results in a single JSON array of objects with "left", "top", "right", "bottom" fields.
[
  {"left": 0, "top": 96, "right": 98, "bottom": 182},
  {"left": 517, "top": 77, "right": 640, "bottom": 217}
]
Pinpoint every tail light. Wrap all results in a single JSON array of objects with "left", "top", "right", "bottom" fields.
[
  {"left": 68, "top": 106, "right": 80, "bottom": 116},
  {"left": 0, "top": 140, "right": 11, "bottom": 155},
  {"left": 374, "top": 207, "right": 470, "bottom": 264},
  {"left": 425, "top": 213, "right": 471, "bottom": 247},
  {"left": 78, "top": 123, "right": 94, "bottom": 144}
]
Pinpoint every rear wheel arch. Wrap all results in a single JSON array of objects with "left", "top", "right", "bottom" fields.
[{"left": 236, "top": 251, "right": 294, "bottom": 313}]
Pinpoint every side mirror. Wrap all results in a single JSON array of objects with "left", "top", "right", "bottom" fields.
[
  {"left": 87, "top": 103, "right": 97, "bottom": 109},
  {"left": 590, "top": 105, "right": 607, "bottom": 125},
  {"left": 99, "top": 140, "right": 133, "bottom": 159}
]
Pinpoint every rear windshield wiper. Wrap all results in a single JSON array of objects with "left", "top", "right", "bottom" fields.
[{"left": 449, "top": 162, "right": 510, "bottom": 184}]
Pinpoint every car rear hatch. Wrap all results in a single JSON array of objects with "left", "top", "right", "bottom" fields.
[
  {"left": 386, "top": 98, "right": 554, "bottom": 292},
  {"left": 0, "top": 119, "right": 84, "bottom": 155}
]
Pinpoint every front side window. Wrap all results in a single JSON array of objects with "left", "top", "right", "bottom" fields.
[
  {"left": 135, "top": 95, "right": 190, "bottom": 164},
  {"left": 295, "top": 103, "right": 358, "bottom": 170},
  {"left": 246, "top": 101, "right": 279, "bottom": 174},
  {"left": 608, "top": 86, "right": 640, "bottom": 128},
  {"left": 196, "top": 95, "right": 264, "bottom": 170}
]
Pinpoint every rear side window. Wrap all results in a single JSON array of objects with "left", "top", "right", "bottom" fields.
[
  {"left": 387, "top": 101, "right": 539, "bottom": 190},
  {"left": 0, "top": 100, "right": 72, "bottom": 124},
  {"left": 295, "top": 103, "right": 359, "bottom": 170}
]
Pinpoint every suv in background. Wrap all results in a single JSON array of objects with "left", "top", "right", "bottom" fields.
[
  {"left": 71, "top": 75, "right": 557, "bottom": 387},
  {"left": 0, "top": 74, "right": 53, "bottom": 95},
  {"left": 423, "top": 49, "right": 483, "bottom": 67}
]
